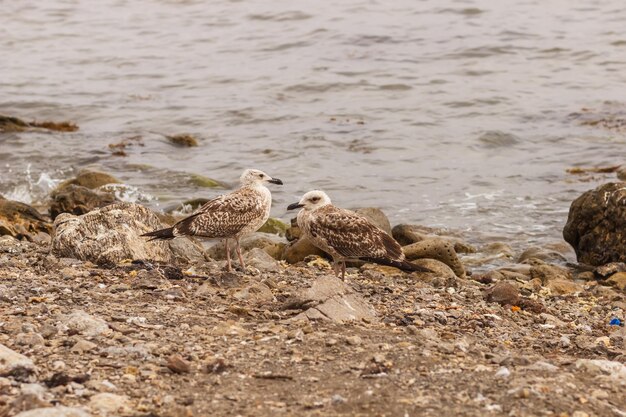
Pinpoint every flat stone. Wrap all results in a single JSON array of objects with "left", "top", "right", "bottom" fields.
[
  {"left": 607, "top": 272, "right": 626, "bottom": 291},
  {"left": 546, "top": 279, "right": 583, "bottom": 295},
  {"left": 61, "top": 310, "right": 109, "bottom": 337},
  {"left": 291, "top": 276, "right": 376, "bottom": 323}
]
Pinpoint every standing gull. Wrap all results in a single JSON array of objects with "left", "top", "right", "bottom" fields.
[
  {"left": 287, "top": 190, "right": 431, "bottom": 280},
  {"left": 142, "top": 169, "right": 283, "bottom": 272}
]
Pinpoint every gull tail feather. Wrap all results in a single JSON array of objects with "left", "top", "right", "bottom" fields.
[
  {"left": 361, "top": 257, "right": 433, "bottom": 273},
  {"left": 141, "top": 227, "right": 175, "bottom": 241}
]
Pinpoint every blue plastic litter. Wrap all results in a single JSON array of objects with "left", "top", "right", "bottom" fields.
[{"left": 609, "top": 318, "right": 622, "bottom": 326}]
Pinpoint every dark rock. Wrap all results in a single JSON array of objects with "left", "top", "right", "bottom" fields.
[
  {"left": 563, "top": 182, "right": 626, "bottom": 265},
  {"left": 167, "top": 133, "right": 199, "bottom": 147},
  {"left": 49, "top": 185, "right": 117, "bottom": 219},
  {"left": 52, "top": 203, "right": 172, "bottom": 265},
  {"left": 167, "top": 354, "right": 191, "bottom": 374},
  {"left": 484, "top": 282, "right": 520, "bottom": 306},
  {"left": 0, "top": 199, "right": 51, "bottom": 240},
  {"left": 594, "top": 262, "right": 626, "bottom": 279},
  {"left": 56, "top": 170, "right": 120, "bottom": 191}
]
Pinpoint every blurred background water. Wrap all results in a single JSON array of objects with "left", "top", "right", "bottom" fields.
[{"left": 1, "top": 0, "right": 625, "bottom": 250}]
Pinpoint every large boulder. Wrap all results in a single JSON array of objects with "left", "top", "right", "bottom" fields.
[
  {"left": 563, "top": 182, "right": 626, "bottom": 266},
  {"left": 0, "top": 198, "right": 51, "bottom": 240},
  {"left": 51, "top": 203, "right": 172, "bottom": 265}
]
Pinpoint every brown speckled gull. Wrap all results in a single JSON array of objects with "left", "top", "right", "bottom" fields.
[
  {"left": 287, "top": 190, "right": 431, "bottom": 280},
  {"left": 143, "top": 169, "right": 282, "bottom": 272}
]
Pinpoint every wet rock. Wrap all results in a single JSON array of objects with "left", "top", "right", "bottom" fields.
[
  {"left": 618, "top": 167, "right": 626, "bottom": 181},
  {"left": 484, "top": 282, "right": 520, "bottom": 306},
  {"left": 517, "top": 246, "right": 568, "bottom": 263},
  {"left": 354, "top": 208, "right": 392, "bottom": 235},
  {"left": 14, "top": 407, "right": 91, "bottom": 417},
  {"left": 52, "top": 202, "right": 172, "bottom": 265},
  {"left": 88, "top": 393, "right": 132, "bottom": 415},
  {"left": 0, "top": 344, "right": 37, "bottom": 379},
  {"left": 0, "top": 198, "right": 51, "bottom": 240},
  {"left": 49, "top": 185, "right": 117, "bottom": 219},
  {"left": 546, "top": 279, "right": 583, "bottom": 295},
  {"left": 0, "top": 115, "right": 78, "bottom": 133},
  {"left": 56, "top": 170, "right": 120, "bottom": 191},
  {"left": 563, "top": 182, "right": 626, "bottom": 266},
  {"left": 243, "top": 248, "right": 281, "bottom": 272},
  {"left": 607, "top": 272, "right": 626, "bottom": 291},
  {"left": 258, "top": 218, "right": 289, "bottom": 236},
  {"left": 188, "top": 174, "right": 222, "bottom": 188},
  {"left": 529, "top": 264, "right": 572, "bottom": 284},
  {"left": 166, "top": 133, "right": 199, "bottom": 147},
  {"left": 167, "top": 354, "right": 191, "bottom": 374},
  {"left": 60, "top": 310, "right": 109, "bottom": 337},
  {"left": 282, "top": 236, "right": 326, "bottom": 264},
  {"left": 403, "top": 238, "right": 465, "bottom": 277},
  {"left": 594, "top": 262, "right": 626, "bottom": 279},
  {"left": 291, "top": 276, "right": 377, "bottom": 323}
]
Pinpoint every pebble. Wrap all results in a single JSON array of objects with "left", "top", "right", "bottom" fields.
[
  {"left": 345, "top": 336, "right": 363, "bottom": 346},
  {"left": 495, "top": 367, "right": 510, "bottom": 379},
  {"left": 167, "top": 354, "right": 191, "bottom": 374},
  {"left": 61, "top": 310, "right": 109, "bottom": 337},
  {"left": 71, "top": 339, "right": 97, "bottom": 354}
]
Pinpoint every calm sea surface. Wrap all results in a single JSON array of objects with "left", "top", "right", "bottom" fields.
[{"left": 2, "top": 0, "right": 625, "bottom": 252}]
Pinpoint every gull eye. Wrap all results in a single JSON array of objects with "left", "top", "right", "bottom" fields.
[{"left": 311, "top": 197, "right": 320, "bottom": 203}]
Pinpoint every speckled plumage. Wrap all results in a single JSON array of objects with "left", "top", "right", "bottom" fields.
[
  {"left": 299, "top": 204, "right": 404, "bottom": 263},
  {"left": 143, "top": 169, "right": 282, "bottom": 272},
  {"left": 289, "top": 190, "right": 431, "bottom": 279},
  {"left": 173, "top": 185, "right": 271, "bottom": 239}
]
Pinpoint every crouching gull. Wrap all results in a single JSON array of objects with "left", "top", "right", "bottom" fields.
[
  {"left": 287, "top": 190, "right": 431, "bottom": 280},
  {"left": 142, "top": 169, "right": 283, "bottom": 272}
]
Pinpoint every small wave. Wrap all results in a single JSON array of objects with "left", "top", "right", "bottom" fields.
[
  {"left": 477, "top": 131, "right": 521, "bottom": 148},
  {"left": 260, "top": 40, "right": 311, "bottom": 52},
  {"left": 98, "top": 183, "right": 155, "bottom": 204},
  {"left": 247, "top": 11, "right": 312, "bottom": 22}
]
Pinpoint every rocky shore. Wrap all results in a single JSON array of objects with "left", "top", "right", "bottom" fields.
[{"left": 0, "top": 170, "right": 625, "bottom": 417}]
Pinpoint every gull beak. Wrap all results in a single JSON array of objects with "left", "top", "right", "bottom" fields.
[
  {"left": 287, "top": 202, "right": 304, "bottom": 210},
  {"left": 268, "top": 178, "right": 283, "bottom": 185}
]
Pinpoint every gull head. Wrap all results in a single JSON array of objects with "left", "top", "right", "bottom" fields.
[
  {"left": 287, "top": 190, "right": 331, "bottom": 211},
  {"left": 240, "top": 169, "right": 283, "bottom": 186}
]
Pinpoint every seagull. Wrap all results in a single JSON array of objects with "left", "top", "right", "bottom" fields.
[
  {"left": 142, "top": 169, "right": 283, "bottom": 272},
  {"left": 287, "top": 190, "right": 431, "bottom": 280}
]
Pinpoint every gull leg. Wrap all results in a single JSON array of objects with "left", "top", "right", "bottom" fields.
[
  {"left": 332, "top": 259, "right": 339, "bottom": 277},
  {"left": 341, "top": 261, "right": 346, "bottom": 281},
  {"left": 235, "top": 238, "right": 246, "bottom": 272},
  {"left": 224, "top": 239, "right": 232, "bottom": 272}
]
